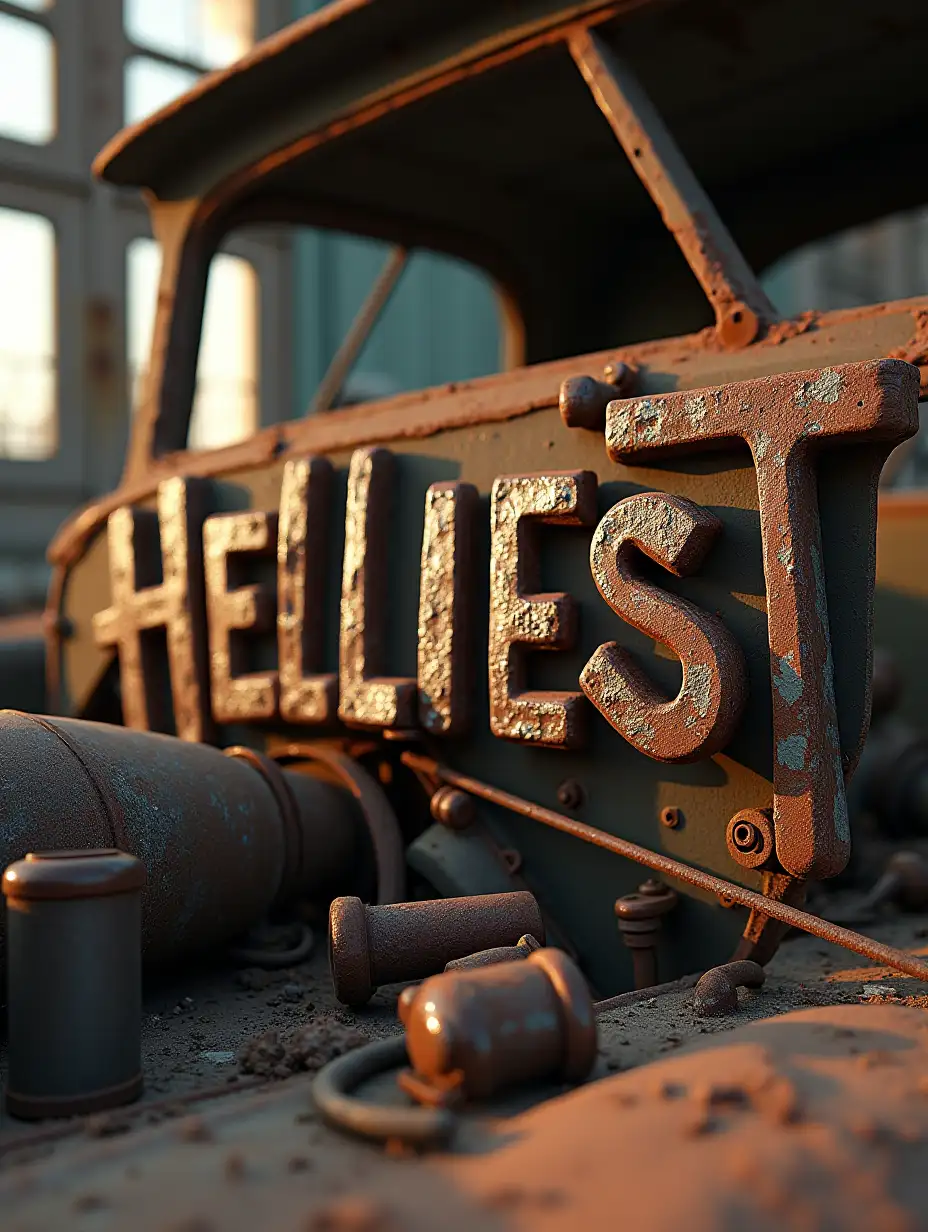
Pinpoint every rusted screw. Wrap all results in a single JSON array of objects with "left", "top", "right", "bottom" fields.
[
  {"left": 693, "top": 960, "right": 765, "bottom": 1017},
  {"left": 603, "top": 360, "right": 636, "bottom": 390},
  {"left": 614, "top": 879, "right": 678, "bottom": 990},
  {"left": 660, "top": 806, "right": 682, "bottom": 830},
  {"left": 731, "top": 820, "right": 762, "bottom": 853},
  {"left": 716, "top": 303, "right": 759, "bottom": 349},
  {"left": 430, "top": 786, "right": 475, "bottom": 831},
  {"left": 726, "top": 809, "right": 775, "bottom": 870},
  {"left": 557, "top": 779, "right": 585, "bottom": 811},
  {"left": 398, "top": 948, "right": 597, "bottom": 1102},
  {"left": 444, "top": 933, "right": 542, "bottom": 973},
  {"left": 558, "top": 363, "right": 635, "bottom": 432},
  {"left": 328, "top": 891, "right": 546, "bottom": 1007},
  {"left": 500, "top": 848, "right": 523, "bottom": 874}
]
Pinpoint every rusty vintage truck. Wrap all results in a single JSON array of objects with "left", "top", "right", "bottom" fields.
[{"left": 4, "top": 2, "right": 928, "bottom": 1228}]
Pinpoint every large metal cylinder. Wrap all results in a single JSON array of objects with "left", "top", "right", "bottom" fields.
[{"left": 0, "top": 711, "right": 364, "bottom": 968}]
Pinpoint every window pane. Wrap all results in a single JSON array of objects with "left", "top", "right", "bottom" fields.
[
  {"left": 124, "top": 0, "right": 254, "bottom": 69},
  {"left": 0, "top": 207, "right": 56, "bottom": 461},
  {"left": 191, "top": 252, "right": 258, "bottom": 450},
  {"left": 293, "top": 230, "right": 501, "bottom": 414},
  {"left": 127, "top": 238, "right": 258, "bottom": 452},
  {"left": 125, "top": 237, "right": 160, "bottom": 418},
  {"left": 124, "top": 55, "right": 198, "bottom": 125},
  {"left": 762, "top": 206, "right": 928, "bottom": 318},
  {"left": 0, "top": 14, "right": 54, "bottom": 144}
]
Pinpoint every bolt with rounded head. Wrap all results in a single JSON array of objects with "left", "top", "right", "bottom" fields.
[{"left": 429, "top": 786, "right": 475, "bottom": 831}]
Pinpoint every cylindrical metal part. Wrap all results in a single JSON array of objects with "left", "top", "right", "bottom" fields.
[
  {"left": 329, "top": 891, "right": 545, "bottom": 1006},
  {"left": 614, "top": 880, "right": 678, "bottom": 991},
  {"left": 3, "top": 849, "right": 146, "bottom": 1120},
  {"left": 399, "top": 948, "right": 597, "bottom": 1101},
  {"left": 444, "top": 933, "right": 541, "bottom": 972},
  {"left": 0, "top": 712, "right": 365, "bottom": 969},
  {"left": 429, "top": 786, "right": 476, "bottom": 831}
]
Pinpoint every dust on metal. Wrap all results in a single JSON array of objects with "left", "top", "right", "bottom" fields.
[
  {"left": 400, "top": 750, "right": 928, "bottom": 984},
  {"left": 328, "top": 891, "right": 545, "bottom": 1007}
]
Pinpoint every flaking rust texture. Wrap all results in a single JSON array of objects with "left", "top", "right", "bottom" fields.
[
  {"left": 606, "top": 358, "right": 921, "bottom": 881},
  {"left": 277, "top": 457, "right": 338, "bottom": 725},
  {"left": 888, "top": 306, "right": 928, "bottom": 393},
  {"left": 417, "top": 481, "right": 478, "bottom": 736},
  {"left": 581, "top": 492, "right": 747, "bottom": 762},
  {"left": 337, "top": 447, "right": 417, "bottom": 730},
  {"left": 488, "top": 471, "right": 597, "bottom": 748}
]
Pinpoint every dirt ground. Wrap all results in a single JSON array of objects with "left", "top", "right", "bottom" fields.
[{"left": 2, "top": 909, "right": 928, "bottom": 1228}]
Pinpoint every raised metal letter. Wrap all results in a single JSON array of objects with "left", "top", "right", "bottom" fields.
[
  {"left": 338, "top": 447, "right": 416, "bottom": 729},
  {"left": 417, "top": 481, "right": 478, "bottom": 736},
  {"left": 93, "top": 477, "right": 212, "bottom": 742},
  {"left": 203, "top": 510, "right": 278, "bottom": 724},
  {"left": 488, "top": 471, "right": 597, "bottom": 748},
  {"left": 605, "top": 358, "right": 919, "bottom": 878},
  {"left": 581, "top": 492, "right": 747, "bottom": 762},
  {"left": 278, "top": 457, "right": 337, "bottom": 724}
]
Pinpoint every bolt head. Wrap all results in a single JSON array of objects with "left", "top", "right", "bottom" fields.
[
  {"left": 557, "top": 779, "right": 585, "bottom": 810},
  {"left": 660, "top": 806, "right": 682, "bottom": 829},
  {"left": 430, "top": 786, "right": 475, "bottom": 830},
  {"left": 732, "top": 821, "right": 762, "bottom": 853}
]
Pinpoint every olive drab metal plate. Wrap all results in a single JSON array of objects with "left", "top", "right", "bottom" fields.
[{"left": 51, "top": 349, "right": 921, "bottom": 993}]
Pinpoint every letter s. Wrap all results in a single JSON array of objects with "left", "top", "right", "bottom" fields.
[{"left": 580, "top": 492, "right": 747, "bottom": 763}]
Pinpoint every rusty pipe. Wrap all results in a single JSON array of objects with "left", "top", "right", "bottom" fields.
[{"left": 0, "top": 711, "right": 365, "bottom": 969}]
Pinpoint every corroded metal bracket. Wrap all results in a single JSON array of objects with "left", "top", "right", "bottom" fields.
[{"left": 568, "top": 27, "right": 778, "bottom": 348}]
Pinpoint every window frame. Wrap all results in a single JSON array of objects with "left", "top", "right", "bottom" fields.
[
  {"left": 125, "top": 219, "right": 291, "bottom": 455},
  {"left": 0, "top": 180, "right": 84, "bottom": 492},
  {"left": 0, "top": 0, "right": 84, "bottom": 180}
]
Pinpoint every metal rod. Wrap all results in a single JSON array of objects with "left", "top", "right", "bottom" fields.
[
  {"left": 567, "top": 27, "right": 777, "bottom": 347},
  {"left": 400, "top": 752, "right": 928, "bottom": 983},
  {"left": 309, "top": 245, "right": 409, "bottom": 414},
  {"left": 594, "top": 972, "right": 701, "bottom": 1016}
]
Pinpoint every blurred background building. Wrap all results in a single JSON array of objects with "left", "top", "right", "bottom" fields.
[{"left": 0, "top": 0, "right": 926, "bottom": 617}]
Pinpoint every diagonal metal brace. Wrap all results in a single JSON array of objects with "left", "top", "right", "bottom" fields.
[
  {"left": 568, "top": 27, "right": 778, "bottom": 348},
  {"left": 309, "top": 245, "right": 409, "bottom": 414}
]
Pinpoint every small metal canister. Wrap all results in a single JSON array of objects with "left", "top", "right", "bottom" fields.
[
  {"left": 3, "top": 848, "right": 146, "bottom": 1120},
  {"left": 398, "top": 947, "right": 597, "bottom": 1102}
]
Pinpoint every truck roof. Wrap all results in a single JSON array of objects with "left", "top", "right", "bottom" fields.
[{"left": 95, "top": 0, "right": 928, "bottom": 357}]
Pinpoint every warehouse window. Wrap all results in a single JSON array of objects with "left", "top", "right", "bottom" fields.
[
  {"left": 0, "top": 6, "right": 55, "bottom": 145},
  {"left": 123, "top": 0, "right": 254, "bottom": 124},
  {"left": 0, "top": 206, "right": 56, "bottom": 460},
  {"left": 127, "top": 237, "right": 258, "bottom": 452}
]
